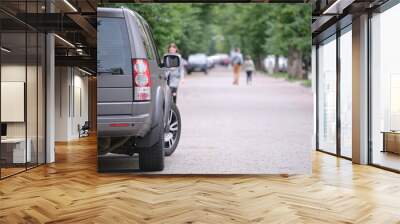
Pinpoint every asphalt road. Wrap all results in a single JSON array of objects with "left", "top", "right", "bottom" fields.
[{"left": 159, "top": 66, "right": 313, "bottom": 174}]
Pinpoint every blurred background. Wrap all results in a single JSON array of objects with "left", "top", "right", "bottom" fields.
[
  {"left": 103, "top": 3, "right": 311, "bottom": 83},
  {"left": 98, "top": 3, "right": 313, "bottom": 174}
]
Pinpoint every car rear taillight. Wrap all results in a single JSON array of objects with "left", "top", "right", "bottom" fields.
[{"left": 132, "top": 59, "right": 151, "bottom": 101}]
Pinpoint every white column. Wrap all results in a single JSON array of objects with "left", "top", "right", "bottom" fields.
[
  {"left": 46, "top": 33, "right": 55, "bottom": 163},
  {"left": 352, "top": 14, "right": 369, "bottom": 164},
  {"left": 45, "top": 0, "right": 56, "bottom": 163}
]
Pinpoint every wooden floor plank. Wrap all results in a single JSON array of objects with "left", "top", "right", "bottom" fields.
[{"left": 1, "top": 136, "right": 400, "bottom": 223}]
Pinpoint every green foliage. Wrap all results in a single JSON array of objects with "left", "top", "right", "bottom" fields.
[
  {"left": 101, "top": 3, "right": 311, "bottom": 68},
  {"left": 263, "top": 5, "right": 311, "bottom": 57}
]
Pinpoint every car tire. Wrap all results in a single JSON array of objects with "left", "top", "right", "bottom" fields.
[
  {"left": 164, "top": 103, "right": 181, "bottom": 156},
  {"left": 139, "top": 118, "right": 165, "bottom": 171},
  {"left": 204, "top": 69, "right": 208, "bottom": 75}
]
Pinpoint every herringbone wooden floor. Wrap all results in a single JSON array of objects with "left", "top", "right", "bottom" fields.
[{"left": 1, "top": 136, "right": 400, "bottom": 223}]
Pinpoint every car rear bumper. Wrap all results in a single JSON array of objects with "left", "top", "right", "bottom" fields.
[{"left": 97, "top": 114, "right": 151, "bottom": 137}]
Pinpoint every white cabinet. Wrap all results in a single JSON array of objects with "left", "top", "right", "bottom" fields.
[{"left": 1, "top": 138, "right": 31, "bottom": 163}]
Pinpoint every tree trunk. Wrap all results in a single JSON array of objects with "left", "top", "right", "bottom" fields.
[
  {"left": 255, "top": 54, "right": 263, "bottom": 71},
  {"left": 302, "top": 55, "right": 311, "bottom": 80},
  {"left": 302, "top": 68, "right": 309, "bottom": 80},
  {"left": 273, "top": 55, "right": 280, "bottom": 73},
  {"left": 287, "top": 48, "right": 304, "bottom": 79}
]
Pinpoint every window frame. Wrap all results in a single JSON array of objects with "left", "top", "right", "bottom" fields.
[{"left": 314, "top": 18, "right": 353, "bottom": 161}]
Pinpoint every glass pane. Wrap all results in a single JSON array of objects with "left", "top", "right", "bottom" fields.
[
  {"left": 27, "top": 31, "right": 38, "bottom": 169},
  {"left": 340, "top": 28, "right": 352, "bottom": 158},
  {"left": 371, "top": 4, "right": 400, "bottom": 171},
  {"left": 25, "top": 0, "right": 40, "bottom": 169},
  {"left": 318, "top": 36, "right": 337, "bottom": 154},
  {"left": 1, "top": 31, "right": 27, "bottom": 177},
  {"left": 38, "top": 33, "right": 45, "bottom": 165}
]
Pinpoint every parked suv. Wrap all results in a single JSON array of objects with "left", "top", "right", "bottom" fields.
[{"left": 97, "top": 7, "right": 182, "bottom": 171}]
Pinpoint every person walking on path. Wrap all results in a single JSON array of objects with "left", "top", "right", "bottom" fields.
[
  {"left": 244, "top": 55, "right": 255, "bottom": 85},
  {"left": 231, "top": 48, "right": 243, "bottom": 85},
  {"left": 166, "top": 43, "right": 184, "bottom": 103}
]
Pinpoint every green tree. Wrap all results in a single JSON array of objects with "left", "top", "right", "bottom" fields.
[
  {"left": 101, "top": 3, "right": 311, "bottom": 78},
  {"left": 263, "top": 5, "right": 311, "bottom": 78}
]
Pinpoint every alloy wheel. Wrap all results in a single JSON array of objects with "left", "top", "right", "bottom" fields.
[{"left": 164, "top": 108, "right": 179, "bottom": 150}]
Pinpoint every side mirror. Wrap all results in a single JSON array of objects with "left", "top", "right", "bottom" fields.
[{"left": 163, "top": 54, "right": 180, "bottom": 68}]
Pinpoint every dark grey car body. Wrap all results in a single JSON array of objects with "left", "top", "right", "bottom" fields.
[{"left": 97, "top": 7, "right": 172, "bottom": 148}]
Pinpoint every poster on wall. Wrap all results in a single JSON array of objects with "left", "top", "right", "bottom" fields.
[{"left": 97, "top": 3, "right": 313, "bottom": 174}]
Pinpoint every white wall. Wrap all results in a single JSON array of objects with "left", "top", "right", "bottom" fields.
[
  {"left": 55, "top": 66, "right": 70, "bottom": 141},
  {"left": 55, "top": 67, "right": 89, "bottom": 141}
]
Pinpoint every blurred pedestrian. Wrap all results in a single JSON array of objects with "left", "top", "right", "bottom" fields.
[
  {"left": 166, "top": 43, "right": 184, "bottom": 103},
  {"left": 231, "top": 48, "right": 243, "bottom": 85},
  {"left": 244, "top": 55, "right": 255, "bottom": 85}
]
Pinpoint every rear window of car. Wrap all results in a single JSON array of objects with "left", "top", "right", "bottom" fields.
[
  {"left": 98, "top": 17, "right": 132, "bottom": 75},
  {"left": 189, "top": 55, "right": 207, "bottom": 63}
]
